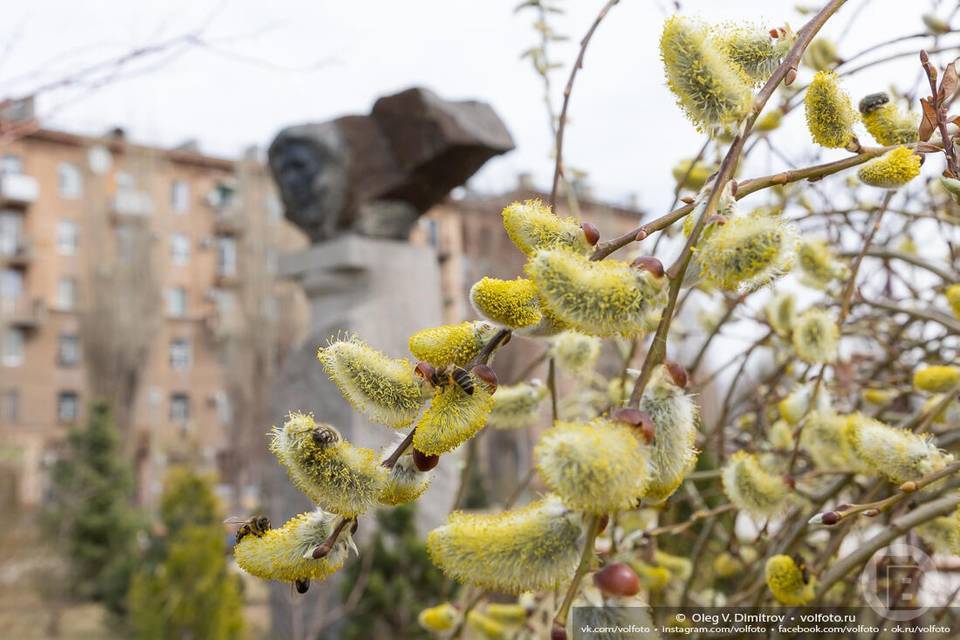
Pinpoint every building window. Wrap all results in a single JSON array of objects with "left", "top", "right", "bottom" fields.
[
  {"left": 213, "top": 390, "right": 232, "bottom": 424},
  {"left": 171, "top": 233, "right": 190, "bottom": 266},
  {"left": 57, "top": 163, "right": 83, "bottom": 199},
  {"left": 0, "top": 389, "right": 19, "bottom": 424},
  {"left": 57, "top": 391, "right": 79, "bottom": 423},
  {"left": 0, "top": 211, "right": 24, "bottom": 257},
  {"left": 170, "top": 393, "right": 190, "bottom": 424},
  {"left": 58, "top": 334, "right": 80, "bottom": 367},
  {"left": 216, "top": 236, "right": 237, "bottom": 277},
  {"left": 57, "top": 277, "right": 77, "bottom": 310},
  {"left": 171, "top": 180, "right": 190, "bottom": 213},
  {"left": 169, "top": 338, "right": 192, "bottom": 371},
  {"left": 2, "top": 328, "right": 24, "bottom": 367},
  {"left": 167, "top": 287, "right": 187, "bottom": 317},
  {"left": 57, "top": 220, "right": 79, "bottom": 255},
  {"left": 0, "top": 269, "right": 23, "bottom": 311},
  {"left": 1, "top": 155, "right": 22, "bottom": 176}
]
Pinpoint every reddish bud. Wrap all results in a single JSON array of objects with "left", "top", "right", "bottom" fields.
[
  {"left": 663, "top": 360, "right": 689, "bottom": 389},
  {"left": 312, "top": 542, "right": 332, "bottom": 559},
  {"left": 634, "top": 228, "right": 648, "bottom": 242},
  {"left": 899, "top": 481, "right": 918, "bottom": 493},
  {"left": 631, "top": 256, "right": 665, "bottom": 278},
  {"left": 785, "top": 67, "right": 798, "bottom": 86},
  {"left": 551, "top": 625, "right": 568, "bottom": 640},
  {"left": 836, "top": 503, "right": 852, "bottom": 512},
  {"left": 769, "top": 28, "right": 780, "bottom": 38},
  {"left": 610, "top": 408, "right": 655, "bottom": 443},
  {"left": 821, "top": 511, "right": 841, "bottom": 526},
  {"left": 350, "top": 519, "right": 359, "bottom": 535},
  {"left": 680, "top": 196, "right": 695, "bottom": 204},
  {"left": 412, "top": 448, "right": 440, "bottom": 472},
  {"left": 593, "top": 563, "right": 641, "bottom": 597},
  {"left": 471, "top": 364, "right": 498, "bottom": 392},
  {"left": 597, "top": 514, "right": 610, "bottom": 534},
  {"left": 581, "top": 221, "right": 600, "bottom": 246},
  {"left": 862, "top": 509, "right": 880, "bottom": 518}
]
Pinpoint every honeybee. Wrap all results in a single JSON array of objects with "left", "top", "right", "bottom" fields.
[
  {"left": 415, "top": 362, "right": 475, "bottom": 395},
  {"left": 225, "top": 515, "right": 272, "bottom": 544},
  {"left": 311, "top": 425, "right": 340, "bottom": 447},
  {"left": 858, "top": 92, "right": 889, "bottom": 115},
  {"left": 294, "top": 578, "right": 310, "bottom": 594},
  {"left": 792, "top": 553, "right": 811, "bottom": 584}
]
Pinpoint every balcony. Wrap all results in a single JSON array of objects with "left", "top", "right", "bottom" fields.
[
  {"left": 0, "top": 297, "right": 46, "bottom": 329},
  {"left": 112, "top": 190, "right": 154, "bottom": 219},
  {"left": 212, "top": 208, "right": 244, "bottom": 235},
  {"left": 0, "top": 239, "right": 32, "bottom": 267},
  {"left": 0, "top": 174, "right": 38, "bottom": 206}
]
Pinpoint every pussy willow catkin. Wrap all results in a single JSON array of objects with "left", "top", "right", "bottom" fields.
[
  {"left": 549, "top": 331, "right": 601, "bottom": 375},
  {"left": 843, "top": 414, "right": 954, "bottom": 484},
  {"left": 418, "top": 603, "right": 459, "bottom": 633},
  {"left": 501, "top": 199, "right": 592, "bottom": 256},
  {"left": 639, "top": 365, "right": 699, "bottom": 503},
  {"left": 917, "top": 504, "right": 960, "bottom": 555},
  {"left": 535, "top": 419, "right": 651, "bottom": 513},
  {"left": 413, "top": 375, "right": 495, "bottom": 455},
  {"left": 672, "top": 158, "right": 716, "bottom": 190},
  {"left": 469, "top": 276, "right": 542, "bottom": 329},
  {"left": 765, "top": 555, "right": 815, "bottom": 605},
  {"left": 800, "top": 411, "right": 858, "bottom": 471},
  {"left": 318, "top": 336, "right": 423, "bottom": 428},
  {"left": 947, "top": 284, "right": 960, "bottom": 318},
  {"left": 791, "top": 307, "right": 839, "bottom": 364},
  {"left": 764, "top": 290, "right": 796, "bottom": 337},
  {"left": 527, "top": 247, "right": 667, "bottom": 337},
  {"left": 711, "top": 23, "right": 792, "bottom": 86},
  {"left": 409, "top": 320, "right": 497, "bottom": 368},
  {"left": 426, "top": 495, "right": 584, "bottom": 593},
  {"left": 721, "top": 451, "right": 790, "bottom": 517},
  {"left": 805, "top": 71, "right": 857, "bottom": 148},
  {"left": 913, "top": 365, "right": 960, "bottom": 393},
  {"left": 697, "top": 210, "right": 798, "bottom": 292},
  {"left": 778, "top": 383, "right": 831, "bottom": 425},
  {"left": 487, "top": 381, "right": 546, "bottom": 430},
  {"left": 378, "top": 436, "right": 432, "bottom": 506},
  {"left": 234, "top": 509, "right": 355, "bottom": 584},
  {"left": 270, "top": 413, "right": 387, "bottom": 517},
  {"left": 858, "top": 146, "right": 922, "bottom": 188},
  {"left": 859, "top": 92, "right": 918, "bottom": 146},
  {"left": 797, "top": 239, "right": 848, "bottom": 289}
]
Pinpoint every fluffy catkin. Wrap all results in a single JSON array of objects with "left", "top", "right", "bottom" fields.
[
  {"left": 526, "top": 247, "right": 667, "bottom": 337},
  {"left": 660, "top": 16, "right": 754, "bottom": 132},
  {"left": 858, "top": 146, "right": 922, "bottom": 188},
  {"left": 791, "top": 308, "right": 839, "bottom": 363},
  {"left": 234, "top": 509, "right": 354, "bottom": 583},
  {"left": 913, "top": 365, "right": 960, "bottom": 393},
  {"left": 418, "top": 603, "right": 459, "bottom": 633},
  {"left": 426, "top": 495, "right": 584, "bottom": 593},
  {"left": 843, "top": 414, "right": 954, "bottom": 484},
  {"left": 408, "top": 321, "right": 497, "bottom": 368},
  {"left": 535, "top": 419, "right": 651, "bottom": 513},
  {"left": 721, "top": 451, "right": 790, "bottom": 517},
  {"left": 488, "top": 381, "right": 546, "bottom": 430},
  {"left": 413, "top": 378, "right": 494, "bottom": 455},
  {"left": 712, "top": 24, "right": 792, "bottom": 86},
  {"left": 764, "top": 291, "right": 796, "bottom": 337},
  {"left": 797, "top": 239, "right": 848, "bottom": 289},
  {"left": 318, "top": 336, "right": 423, "bottom": 428},
  {"left": 917, "top": 505, "right": 960, "bottom": 555},
  {"left": 947, "top": 284, "right": 960, "bottom": 318},
  {"left": 469, "top": 277, "right": 542, "bottom": 329},
  {"left": 800, "top": 411, "right": 859, "bottom": 472},
  {"left": 270, "top": 413, "right": 388, "bottom": 517},
  {"left": 501, "top": 199, "right": 591, "bottom": 256},
  {"left": 549, "top": 331, "right": 601, "bottom": 375},
  {"left": 805, "top": 71, "right": 857, "bottom": 148},
  {"left": 378, "top": 436, "right": 432, "bottom": 506},
  {"left": 859, "top": 92, "right": 918, "bottom": 145},
  {"left": 765, "top": 555, "right": 815, "bottom": 605},
  {"left": 697, "top": 211, "right": 798, "bottom": 292},
  {"left": 639, "top": 365, "right": 700, "bottom": 503},
  {"left": 778, "top": 383, "right": 831, "bottom": 425}
]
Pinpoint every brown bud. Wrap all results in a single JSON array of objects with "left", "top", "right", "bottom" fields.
[
  {"left": 597, "top": 513, "right": 610, "bottom": 534},
  {"left": 593, "top": 563, "right": 641, "bottom": 597},
  {"left": 312, "top": 542, "right": 332, "bottom": 559},
  {"left": 350, "top": 519, "right": 359, "bottom": 535},
  {"left": 820, "top": 511, "right": 841, "bottom": 526},
  {"left": 634, "top": 228, "right": 648, "bottom": 242},
  {"left": 610, "top": 407, "right": 655, "bottom": 444},
  {"left": 295, "top": 579, "right": 310, "bottom": 594},
  {"left": 500, "top": 331, "right": 512, "bottom": 347},
  {"left": 862, "top": 508, "right": 880, "bottom": 518},
  {"left": 631, "top": 256, "right": 665, "bottom": 278},
  {"left": 551, "top": 624, "right": 568, "bottom": 640},
  {"left": 663, "top": 360, "right": 689, "bottom": 389},
  {"left": 581, "top": 221, "right": 600, "bottom": 246},
  {"left": 899, "top": 481, "right": 918, "bottom": 493},
  {"left": 785, "top": 66, "right": 798, "bottom": 86},
  {"left": 729, "top": 180, "right": 738, "bottom": 198},
  {"left": 706, "top": 214, "right": 728, "bottom": 226},
  {"left": 471, "top": 364, "right": 498, "bottom": 392},
  {"left": 412, "top": 448, "right": 440, "bottom": 472},
  {"left": 680, "top": 196, "right": 695, "bottom": 204},
  {"left": 769, "top": 28, "right": 780, "bottom": 38},
  {"left": 836, "top": 503, "right": 852, "bottom": 512}
]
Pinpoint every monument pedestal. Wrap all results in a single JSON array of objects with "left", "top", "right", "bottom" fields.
[{"left": 266, "top": 234, "right": 456, "bottom": 639}]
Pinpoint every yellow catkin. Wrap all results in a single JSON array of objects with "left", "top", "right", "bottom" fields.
[
  {"left": 778, "top": 383, "right": 830, "bottom": 425},
  {"left": 765, "top": 291, "right": 796, "bottom": 337},
  {"left": 426, "top": 495, "right": 584, "bottom": 594},
  {"left": 697, "top": 212, "right": 798, "bottom": 292},
  {"left": 791, "top": 308, "right": 839, "bottom": 364},
  {"left": 768, "top": 420, "right": 794, "bottom": 451},
  {"left": 712, "top": 24, "right": 792, "bottom": 86},
  {"left": 947, "top": 284, "right": 960, "bottom": 318},
  {"left": 639, "top": 365, "right": 699, "bottom": 503},
  {"left": 859, "top": 93, "right": 918, "bottom": 145},
  {"left": 527, "top": 247, "right": 667, "bottom": 337},
  {"left": 234, "top": 510, "right": 354, "bottom": 584},
  {"left": 858, "top": 146, "right": 922, "bottom": 188},
  {"left": 672, "top": 159, "right": 717, "bottom": 190},
  {"left": 804, "top": 71, "right": 857, "bottom": 148},
  {"left": 797, "top": 239, "right": 848, "bottom": 289},
  {"left": 484, "top": 604, "right": 527, "bottom": 626},
  {"left": 377, "top": 439, "right": 432, "bottom": 506},
  {"left": 418, "top": 603, "right": 459, "bottom": 633},
  {"left": 803, "top": 38, "right": 840, "bottom": 71},
  {"left": 548, "top": 331, "right": 601, "bottom": 375},
  {"left": 660, "top": 16, "right": 754, "bottom": 132},
  {"left": 917, "top": 505, "right": 960, "bottom": 555},
  {"left": 501, "top": 199, "right": 590, "bottom": 256},
  {"left": 535, "top": 419, "right": 651, "bottom": 513},
  {"left": 721, "top": 451, "right": 790, "bottom": 517},
  {"left": 913, "top": 365, "right": 960, "bottom": 393},
  {"left": 466, "top": 611, "right": 506, "bottom": 639},
  {"left": 318, "top": 336, "right": 423, "bottom": 428},
  {"left": 488, "top": 381, "right": 546, "bottom": 430},
  {"left": 413, "top": 379, "right": 494, "bottom": 455},
  {"left": 270, "top": 413, "right": 388, "bottom": 517},
  {"left": 765, "top": 555, "right": 815, "bottom": 605},
  {"left": 408, "top": 321, "right": 497, "bottom": 368},
  {"left": 800, "top": 412, "right": 858, "bottom": 471},
  {"left": 469, "top": 277, "right": 542, "bottom": 329},
  {"left": 843, "top": 414, "right": 954, "bottom": 484}
]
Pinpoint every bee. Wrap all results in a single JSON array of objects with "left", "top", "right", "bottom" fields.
[
  {"left": 858, "top": 92, "right": 890, "bottom": 115},
  {"left": 311, "top": 425, "right": 340, "bottom": 447},
  {"left": 225, "top": 515, "right": 271, "bottom": 544},
  {"left": 792, "top": 553, "right": 811, "bottom": 584},
  {"left": 294, "top": 579, "right": 310, "bottom": 594},
  {"left": 415, "top": 362, "right": 475, "bottom": 395}
]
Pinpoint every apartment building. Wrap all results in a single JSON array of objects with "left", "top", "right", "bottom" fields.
[{"left": 0, "top": 122, "right": 306, "bottom": 507}]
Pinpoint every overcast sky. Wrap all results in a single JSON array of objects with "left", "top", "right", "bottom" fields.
[{"left": 1, "top": 0, "right": 954, "bottom": 214}]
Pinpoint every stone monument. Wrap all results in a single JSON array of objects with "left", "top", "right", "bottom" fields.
[{"left": 266, "top": 87, "right": 514, "bottom": 639}]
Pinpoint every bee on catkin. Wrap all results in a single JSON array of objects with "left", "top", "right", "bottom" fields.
[
  {"left": 858, "top": 146, "right": 922, "bottom": 188},
  {"left": 487, "top": 381, "right": 546, "bottom": 430},
  {"left": 526, "top": 247, "right": 667, "bottom": 337},
  {"left": 791, "top": 308, "right": 839, "bottom": 364},
  {"left": 534, "top": 419, "right": 651, "bottom": 514},
  {"left": 548, "top": 331, "right": 601, "bottom": 375},
  {"left": 469, "top": 277, "right": 542, "bottom": 329},
  {"left": 697, "top": 211, "right": 798, "bottom": 292},
  {"left": 712, "top": 23, "right": 793, "bottom": 86},
  {"left": 721, "top": 451, "right": 791, "bottom": 517},
  {"left": 913, "top": 365, "right": 960, "bottom": 393},
  {"left": 318, "top": 336, "right": 423, "bottom": 428},
  {"left": 501, "top": 199, "right": 592, "bottom": 256},
  {"left": 797, "top": 239, "right": 848, "bottom": 289},
  {"left": 765, "top": 555, "right": 815, "bottom": 605},
  {"left": 270, "top": 413, "right": 388, "bottom": 517},
  {"left": 409, "top": 321, "right": 497, "bottom": 368},
  {"left": 804, "top": 71, "right": 857, "bottom": 149},
  {"left": 413, "top": 372, "right": 495, "bottom": 455},
  {"left": 426, "top": 495, "right": 585, "bottom": 594},
  {"left": 234, "top": 509, "right": 356, "bottom": 586},
  {"left": 859, "top": 92, "right": 918, "bottom": 145},
  {"left": 639, "top": 364, "right": 700, "bottom": 503},
  {"left": 377, "top": 435, "right": 433, "bottom": 506},
  {"left": 660, "top": 16, "right": 754, "bottom": 133},
  {"left": 843, "top": 414, "right": 954, "bottom": 485}
]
